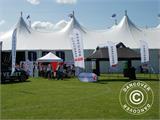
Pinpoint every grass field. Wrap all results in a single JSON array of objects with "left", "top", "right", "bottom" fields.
[{"left": 1, "top": 74, "right": 160, "bottom": 119}]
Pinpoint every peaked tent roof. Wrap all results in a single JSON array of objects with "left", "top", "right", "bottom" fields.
[
  {"left": 37, "top": 52, "right": 63, "bottom": 62},
  {"left": 86, "top": 43, "right": 140, "bottom": 61},
  {"left": 16, "top": 16, "right": 31, "bottom": 34},
  {"left": 1, "top": 13, "right": 160, "bottom": 50},
  {"left": 102, "top": 14, "right": 143, "bottom": 48}
]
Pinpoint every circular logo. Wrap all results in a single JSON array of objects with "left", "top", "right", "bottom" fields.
[{"left": 119, "top": 81, "right": 154, "bottom": 115}]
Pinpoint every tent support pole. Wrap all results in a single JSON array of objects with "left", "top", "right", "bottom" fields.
[
  {"left": 25, "top": 51, "right": 28, "bottom": 61},
  {"left": 96, "top": 60, "right": 100, "bottom": 76}
]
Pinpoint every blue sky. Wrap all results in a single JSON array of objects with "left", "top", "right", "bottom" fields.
[{"left": 0, "top": 0, "right": 159, "bottom": 32}]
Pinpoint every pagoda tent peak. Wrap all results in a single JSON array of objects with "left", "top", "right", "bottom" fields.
[
  {"left": 60, "top": 12, "right": 86, "bottom": 34},
  {"left": 116, "top": 14, "right": 141, "bottom": 32},
  {"left": 16, "top": 13, "right": 31, "bottom": 34}
]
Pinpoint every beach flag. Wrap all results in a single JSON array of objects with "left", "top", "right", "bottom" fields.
[
  {"left": 11, "top": 29, "right": 17, "bottom": 75},
  {"left": 68, "top": 11, "right": 74, "bottom": 18},
  {"left": 68, "top": 13, "right": 73, "bottom": 18},
  {"left": 70, "top": 28, "right": 85, "bottom": 69},
  {"left": 111, "top": 14, "right": 116, "bottom": 18},
  {"left": 140, "top": 40, "right": 149, "bottom": 63},
  {"left": 26, "top": 15, "right": 30, "bottom": 19},
  {"left": 0, "top": 41, "right": 2, "bottom": 77},
  {"left": 107, "top": 41, "right": 118, "bottom": 67},
  {"left": 0, "top": 41, "right": 2, "bottom": 51}
]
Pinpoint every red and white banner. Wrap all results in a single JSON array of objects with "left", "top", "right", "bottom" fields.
[
  {"left": 70, "top": 28, "right": 85, "bottom": 69},
  {"left": 11, "top": 29, "right": 17, "bottom": 74},
  {"left": 140, "top": 40, "right": 149, "bottom": 63},
  {"left": 107, "top": 41, "right": 118, "bottom": 67}
]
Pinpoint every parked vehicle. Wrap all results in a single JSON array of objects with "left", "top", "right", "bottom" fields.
[{"left": 1, "top": 64, "right": 29, "bottom": 83}]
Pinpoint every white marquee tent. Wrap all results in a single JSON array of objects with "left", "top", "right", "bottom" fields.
[
  {"left": 0, "top": 12, "right": 160, "bottom": 50},
  {"left": 37, "top": 52, "right": 63, "bottom": 62}
]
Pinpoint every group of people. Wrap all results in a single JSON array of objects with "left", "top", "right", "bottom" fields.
[
  {"left": 38, "top": 63, "right": 52, "bottom": 79},
  {"left": 38, "top": 63, "right": 75, "bottom": 80}
]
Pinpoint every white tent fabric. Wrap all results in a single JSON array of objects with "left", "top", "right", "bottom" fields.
[
  {"left": 1, "top": 14, "right": 160, "bottom": 50},
  {"left": 54, "top": 20, "right": 68, "bottom": 30},
  {"left": 37, "top": 52, "right": 63, "bottom": 62}
]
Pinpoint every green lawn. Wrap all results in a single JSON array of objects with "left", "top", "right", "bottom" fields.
[{"left": 1, "top": 74, "right": 160, "bottom": 119}]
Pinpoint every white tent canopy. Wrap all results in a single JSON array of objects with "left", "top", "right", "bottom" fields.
[
  {"left": 0, "top": 13, "right": 160, "bottom": 50},
  {"left": 37, "top": 52, "right": 63, "bottom": 62}
]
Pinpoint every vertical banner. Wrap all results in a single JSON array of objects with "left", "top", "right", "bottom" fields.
[
  {"left": 11, "top": 29, "right": 17, "bottom": 75},
  {"left": 140, "top": 40, "right": 149, "bottom": 63},
  {"left": 24, "top": 60, "right": 33, "bottom": 76},
  {"left": 70, "top": 28, "right": 85, "bottom": 69},
  {"left": 0, "top": 41, "right": 2, "bottom": 78},
  {"left": 107, "top": 41, "right": 118, "bottom": 67}
]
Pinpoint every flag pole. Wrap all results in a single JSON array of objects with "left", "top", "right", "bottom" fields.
[
  {"left": 26, "top": 14, "right": 31, "bottom": 28},
  {"left": 21, "top": 11, "right": 23, "bottom": 17}
]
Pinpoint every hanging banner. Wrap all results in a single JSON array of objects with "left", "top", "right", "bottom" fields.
[
  {"left": 140, "top": 40, "right": 149, "bottom": 63},
  {"left": 11, "top": 29, "right": 17, "bottom": 75},
  {"left": 0, "top": 41, "right": 2, "bottom": 51},
  {"left": 24, "top": 60, "right": 33, "bottom": 76},
  {"left": 70, "top": 28, "right": 85, "bottom": 69},
  {"left": 107, "top": 41, "right": 118, "bottom": 67},
  {"left": 0, "top": 41, "right": 2, "bottom": 78}
]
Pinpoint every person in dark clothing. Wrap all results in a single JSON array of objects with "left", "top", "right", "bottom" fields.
[
  {"left": 129, "top": 66, "right": 136, "bottom": 80},
  {"left": 139, "top": 65, "right": 144, "bottom": 73},
  {"left": 46, "top": 64, "right": 52, "bottom": 79},
  {"left": 56, "top": 64, "right": 64, "bottom": 80}
]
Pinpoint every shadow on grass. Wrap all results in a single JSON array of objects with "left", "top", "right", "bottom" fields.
[
  {"left": 1, "top": 80, "right": 31, "bottom": 85},
  {"left": 136, "top": 78, "right": 160, "bottom": 81},
  {"left": 97, "top": 78, "right": 159, "bottom": 84},
  {"left": 97, "top": 79, "right": 129, "bottom": 84},
  {"left": 48, "top": 78, "right": 72, "bottom": 81}
]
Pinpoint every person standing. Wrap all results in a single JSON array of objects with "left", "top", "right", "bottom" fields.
[
  {"left": 46, "top": 64, "right": 52, "bottom": 79},
  {"left": 34, "top": 63, "right": 39, "bottom": 77},
  {"left": 56, "top": 63, "right": 64, "bottom": 80}
]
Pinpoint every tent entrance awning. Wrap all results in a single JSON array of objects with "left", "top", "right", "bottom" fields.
[{"left": 37, "top": 52, "right": 63, "bottom": 62}]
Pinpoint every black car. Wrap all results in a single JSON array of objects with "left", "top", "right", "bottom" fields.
[{"left": 1, "top": 64, "right": 29, "bottom": 83}]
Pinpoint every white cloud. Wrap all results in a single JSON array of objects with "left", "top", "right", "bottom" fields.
[
  {"left": 27, "top": 0, "right": 40, "bottom": 5},
  {"left": 54, "top": 20, "right": 68, "bottom": 30},
  {"left": 0, "top": 29, "right": 13, "bottom": 40},
  {"left": 0, "top": 20, "right": 5, "bottom": 26},
  {"left": 56, "top": 0, "right": 77, "bottom": 4},
  {"left": 31, "top": 21, "right": 55, "bottom": 32},
  {"left": 0, "top": 20, "right": 68, "bottom": 39},
  {"left": 32, "top": 20, "right": 68, "bottom": 32}
]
